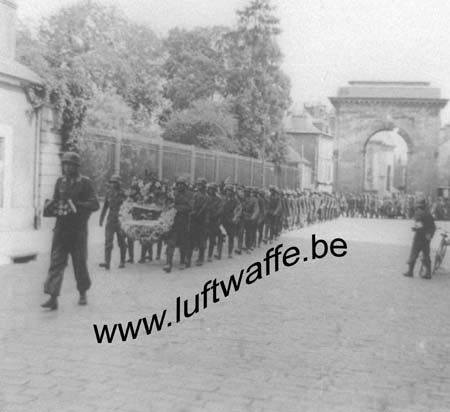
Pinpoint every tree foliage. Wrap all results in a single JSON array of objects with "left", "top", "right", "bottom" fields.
[
  {"left": 163, "top": 99, "right": 238, "bottom": 152},
  {"left": 16, "top": 0, "right": 168, "bottom": 149},
  {"left": 221, "top": 0, "right": 291, "bottom": 162},
  {"left": 163, "top": 26, "right": 228, "bottom": 112}
]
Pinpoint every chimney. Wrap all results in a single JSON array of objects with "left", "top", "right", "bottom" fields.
[{"left": 0, "top": 0, "right": 17, "bottom": 61}]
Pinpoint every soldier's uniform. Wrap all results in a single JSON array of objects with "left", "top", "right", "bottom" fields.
[
  {"left": 206, "top": 183, "right": 225, "bottom": 261},
  {"left": 242, "top": 187, "right": 259, "bottom": 252},
  {"left": 266, "top": 186, "right": 282, "bottom": 241},
  {"left": 163, "top": 176, "right": 193, "bottom": 272},
  {"left": 221, "top": 185, "right": 242, "bottom": 258},
  {"left": 99, "top": 175, "right": 127, "bottom": 269},
  {"left": 404, "top": 199, "right": 436, "bottom": 279},
  {"left": 42, "top": 152, "right": 100, "bottom": 310},
  {"left": 187, "top": 178, "right": 209, "bottom": 266},
  {"left": 256, "top": 189, "right": 266, "bottom": 247}
]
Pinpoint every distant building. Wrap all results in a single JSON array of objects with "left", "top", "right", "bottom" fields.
[
  {"left": 364, "top": 140, "right": 395, "bottom": 195},
  {"left": 285, "top": 145, "right": 313, "bottom": 190},
  {"left": 284, "top": 109, "right": 335, "bottom": 192}
]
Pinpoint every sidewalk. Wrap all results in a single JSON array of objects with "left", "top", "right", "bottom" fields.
[{"left": 0, "top": 211, "right": 103, "bottom": 265}]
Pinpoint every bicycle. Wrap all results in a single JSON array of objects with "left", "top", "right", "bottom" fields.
[{"left": 418, "top": 228, "right": 450, "bottom": 277}]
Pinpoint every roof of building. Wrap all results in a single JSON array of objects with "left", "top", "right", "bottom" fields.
[
  {"left": 284, "top": 112, "right": 323, "bottom": 135},
  {"left": 0, "top": 58, "right": 42, "bottom": 85},
  {"left": 332, "top": 80, "right": 442, "bottom": 100}
]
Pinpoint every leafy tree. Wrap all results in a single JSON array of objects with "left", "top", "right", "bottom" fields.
[
  {"left": 162, "top": 99, "right": 238, "bottom": 152},
  {"left": 221, "top": 0, "right": 291, "bottom": 162},
  {"left": 16, "top": 0, "right": 168, "bottom": 149},
  {"left": 163, "top": 26, "right": 228, "bottom": 111}
]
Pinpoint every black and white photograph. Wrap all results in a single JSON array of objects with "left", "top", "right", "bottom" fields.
[{"left": 1, "top": 0, "right": 450, "bottom": 411}]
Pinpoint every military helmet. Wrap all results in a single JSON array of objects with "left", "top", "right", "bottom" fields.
[
  {"left": 207, "top": 182, "right": 218, "bottom": 191},
  {"left": 109, "top": 174, "right": 121, "bottom": 184},
  {"left": 176, "top": 175, "right": 188, "bottom": 185},
  {"left": 61, "top": 151, "right": 81, "bottom": 166}
]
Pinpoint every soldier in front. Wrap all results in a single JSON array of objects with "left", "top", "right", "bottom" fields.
[{"left": 41, "top": 152, "right": 100, "bottom": 310}]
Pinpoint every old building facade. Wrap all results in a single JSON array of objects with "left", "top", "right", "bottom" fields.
[{"left": 330, "top": 81, "right": 447, "bottom": 197}]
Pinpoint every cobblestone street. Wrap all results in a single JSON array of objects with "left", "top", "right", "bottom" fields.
[{"left": 2, "top": 218, "right": 450, "bottom": 412}]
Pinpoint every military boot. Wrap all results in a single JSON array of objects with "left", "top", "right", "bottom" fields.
[
  {"left": 41, "top": 295, "right": 58, "bottom": 310},
  {"left": 118, "top": 247, "right": 126, "bottom": 269},
  {"left": 215, "top": 241, "right": 223, "bottom": 260},
  {"left": 196, "top": 248, "right": 205, "bottom": 266},
  {"left": 403, "top": 263, "right": 413, "bottom": 277},
  {"left": 179, "top": 251, "right": 186, "bottom": 270},
  {"left": 99, "top": 249, "right": 112, "bottom": 270},
  {"left": 163, "top": 253, "right": 173, "bottom": 273},
  {"left": 127, "top": 240, "right": 134, "bottom": 263}
]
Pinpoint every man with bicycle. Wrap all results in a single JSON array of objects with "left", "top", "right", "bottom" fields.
[{"left": 403, "top": 197, "right": 436, "bottom": 279}]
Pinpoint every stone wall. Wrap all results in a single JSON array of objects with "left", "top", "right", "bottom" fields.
[{"left": 333, "top": 101, "right": 443, "bottom": 196}]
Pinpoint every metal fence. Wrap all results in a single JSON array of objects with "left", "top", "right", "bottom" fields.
[{"left": 79, "top": 128, "right": 301, "bottom": 195}]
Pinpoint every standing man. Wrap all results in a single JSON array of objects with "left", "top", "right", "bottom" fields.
[
  {"left": 163, "top": 176, "right": 192, "bottom": 273},
  {"left": 403, "top": 198, "right": 436, "bottom": 279},
  {"left": 99, "top": 174, "right": 127, "bottom": 270},
  {"left": 187, "top": 177, "right": 209, "bottom": 267},
  {"left": 41, "top": 152, "right": 100, "bottom": 310}
]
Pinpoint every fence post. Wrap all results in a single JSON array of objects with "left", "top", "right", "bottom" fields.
[
  {"left": 190, "top": 146, "right": 196, "bottom": 184},
  {"left": 158, "top": 140, "right": 163, "bottom": 180},
  {"left": 215, "top": 151, "right": 220, "bottom": 182},
  {"left": 114, "top": 132, "right": 121, "bottom": 174}
]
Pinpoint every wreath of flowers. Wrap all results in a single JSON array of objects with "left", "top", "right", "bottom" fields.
[{"left": 119, "top": 200, "right": 176, "bottom": 245}]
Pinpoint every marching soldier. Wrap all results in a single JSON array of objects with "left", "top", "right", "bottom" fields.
[
  {"left": 163, "top": 176, "right": 192, "bottom": 273},
  {"left": 206, "top": 183, "right": 224, "bottom": 261},
  {"left": 187, "top": 177, "right": 209, "bottom": 267},
  {"left": 242, "top": 186, "right": 259, "bottom": 253},
  {"left": 99, "top": 174, "right": 127, "bottom": 270},
  {"left": 221, "top": 185, "right": 242, "bottom": 259},
  {"left": 41, "top": 152, "right": 100, "bottom": 310}
]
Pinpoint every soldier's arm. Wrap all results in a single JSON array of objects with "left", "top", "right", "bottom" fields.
[
  {"left": 75, "top": 179, "right": 100, "bottom": 212},
  {"left": 99, "top": 197, "right": 109, "bottom": 226}
]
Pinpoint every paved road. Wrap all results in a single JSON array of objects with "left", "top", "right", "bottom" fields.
[{"left": 1, "top": 218, "right": 450, "bottom": 412}]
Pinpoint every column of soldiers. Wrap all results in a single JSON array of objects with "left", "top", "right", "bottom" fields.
[
  {"left": 99, "top": 172, "right": 343, "bottom": 273},
  {"left": 340, "top": 193, "right": 450, "bottom": 221}
]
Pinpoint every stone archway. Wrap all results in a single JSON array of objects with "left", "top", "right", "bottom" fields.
[
  {"left": 362, "top": 128, "right": 411, "bottom": 194},
  {"left": 330, "top": 81, "right": 447, "bottom": 196}
]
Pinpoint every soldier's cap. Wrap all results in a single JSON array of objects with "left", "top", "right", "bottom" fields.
[
  {"left": 109, "top": 174, "right": 121, "bottom": 184},
  {"left": 61, "top": 151, "right": 81, "bottom": 166}
]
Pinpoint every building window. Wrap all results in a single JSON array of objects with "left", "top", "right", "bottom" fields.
[{"left": 0, "top": 137, "right": 4, "bottom": 208}]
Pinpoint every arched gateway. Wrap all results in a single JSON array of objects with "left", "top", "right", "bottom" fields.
[{"left": 330, "top": 81, "right": 448, "bottom": 197}]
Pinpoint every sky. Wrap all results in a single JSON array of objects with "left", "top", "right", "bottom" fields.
[{"left": 16, "top": 0, "right": 450, "bottom": 123}]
